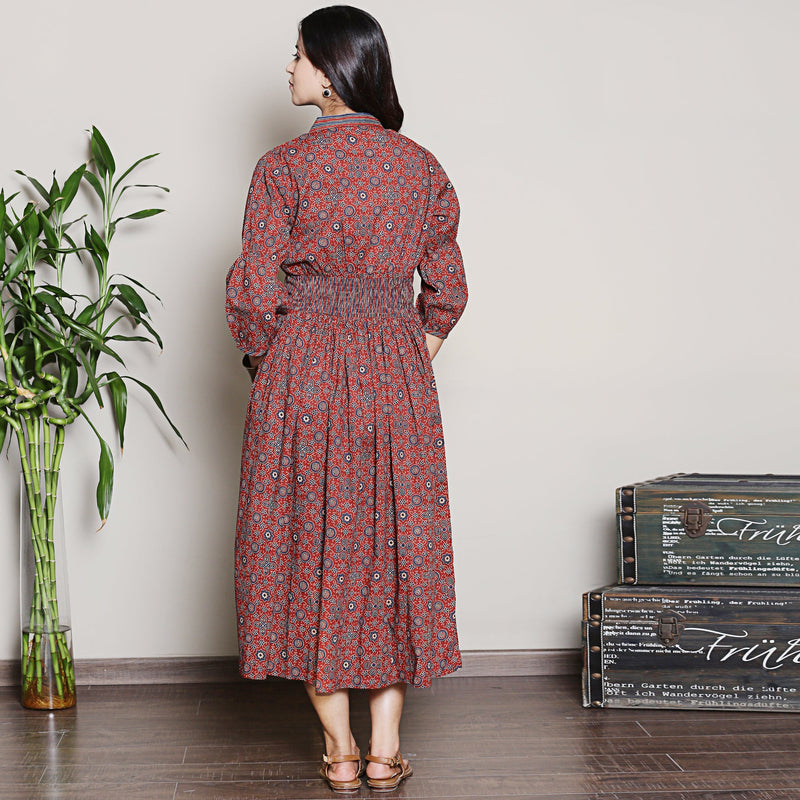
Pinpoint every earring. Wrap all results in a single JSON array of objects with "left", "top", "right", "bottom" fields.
[{"left": 322, "top": 87, "right": 332, "bottom": 98}]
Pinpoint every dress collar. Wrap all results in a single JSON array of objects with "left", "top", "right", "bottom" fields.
[{"left": 310, "top": 112, "right": 383, "bottom": 131}]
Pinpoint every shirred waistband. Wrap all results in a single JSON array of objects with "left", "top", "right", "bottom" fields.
[{"left": 285, "top": 274, "right": 415, "bottom": 319}]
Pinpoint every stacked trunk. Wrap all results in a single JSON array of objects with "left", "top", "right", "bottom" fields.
[{"left": 583, "top": 474, "right": 800, "bottom": 712}]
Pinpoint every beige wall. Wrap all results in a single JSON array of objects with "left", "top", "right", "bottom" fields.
[{"left": 2, "top": 0, "right": 799, "bottom": 660}]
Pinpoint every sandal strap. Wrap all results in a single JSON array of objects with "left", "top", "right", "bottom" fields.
[
  {"left": 365, "top": 752, "right": 402, "bottom": 768},
  {"left": 322, "top": 753, "right": 361, "bottom": 765}
]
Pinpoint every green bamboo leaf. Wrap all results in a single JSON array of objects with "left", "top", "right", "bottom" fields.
[
  {"left": 124, "top": 376, "right": 187, "bottom": 448},
  {"left": 83, "top": 171, "right": 105, "bottom": 203},
  {"left": 2, "top": 242, "right": 30, "bottom": 288},
  {"left": 40, "top": 283, "right": 86, "bottom": 300},
  {"left": 117, "top": 183, "right": 170, "bottom": 199},
  {"left": 76, "top": 301, "right": 99, "bottom": 326},
  {"left": 83, "top": 225, "right": 109, "bottom": 280},
  {"left": 40, "top": 340, "right": 78, "bottom": 364},
  {"left": 79, "top": 411, "right": 114, "bottom": 525},
  {"left": 61, "top": 216, "right": 87, "bottom": 236},
  {"left": 0, "top": 417, "right": 7, "bottom": 453},
  {"left": 30, "top": 323, "right": 64, "bottom": 348},
  {"left": 85, "top": 225, "right": 109, "bottom": 262},
  {"left": 60, "top": 311, "right": 102, "bottom": 341},
  {"left": 76, "top": 348, "right": 103, "bottom": 407},
  {"left": 15, "top": 171, "right": 51, "bottom": 204},
  {"left": 4, "top": 203, "right": 26, "bottom": 251},
  {"left": 45, "top": 244, "right": 80, "bottom": 259},
  {"left": 105, "top": 371, "right": 127, "bottom": 452},
  {"left": 96, "top": 435, "right": 114, "bottom": 525},
  {"left": 35, "top": 291, "right": 67, "bottom": 316},
  {"left": 113, "top": 208, "right": 165, "bottom": 223},
  {"left": 116, "top": 273, "right": 162, "bottom": 303},
  {"left": 6, "top": 224, "right": 24, "bottom": 251},
  {"left": 40, "top": 213, "right": 59, "bottom": 250},
  {"left": 112, "top": 153, "right": 159, "bottom": 190},
  {"left": 69, "top": 322, "right": 125, "bottom": 363},
  {"left": 21, "top": 203, "right": 40, "bottom": 240},
  {"left": 112, "top": 295, "right": 142, "bottom": 322},
  {"left": 49, "top": 172, "right": 61, "bottom": 202},
  {"left": 85, "top": 245, "right": 104, "bottom": 279},
  {"left": 131, "top": 315, "right": 163, "bottom": 350},
  {"left": 59, "top": 164, "right": 87, "bottom": 209},
  {"left": 89, "top": 126, "right": 116, "bottom": 178},
  {"left": 22, "top": 311, "right": 62, "bottom": 343},
  {"left": 107, "top": 334, "right": 154, "bottom": 344},
  {"left": 115, "top": 284, "right": 149, "bottom": 315},
  {"left": 64, "top": 364, "right": 79, "bottom": 398}
]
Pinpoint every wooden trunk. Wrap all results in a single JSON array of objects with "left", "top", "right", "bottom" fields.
[
  {"left": 618, "top": 473, "right": 800, "bottom": 586},
  {"left": 583, "top": 584, "right": 800, "bottom": 712}
]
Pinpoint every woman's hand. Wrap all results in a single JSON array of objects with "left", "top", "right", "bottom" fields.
[
  {"left": 425, "top": 333, "right": 444, "bottom": 361},
  {"left": 243, "top": 353, "right": 265, "bottom": 382}
]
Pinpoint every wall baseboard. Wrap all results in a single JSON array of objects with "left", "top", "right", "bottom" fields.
[
  {"left": 454, "top": 649, "right": 580, "bottom": 678},
  {"left": 0, "top": 649, "right": 579, "bottom": 687}
]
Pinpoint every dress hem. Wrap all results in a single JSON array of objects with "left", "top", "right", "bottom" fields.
[{"left": 237, "top": 661, "right": 463, "bottom": 693}]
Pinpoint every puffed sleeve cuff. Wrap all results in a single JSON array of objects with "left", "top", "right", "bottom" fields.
[
  {"left": 225, "top": 313, "right": 281, "bottom": 359},
  {"left": 422, "top": 325, "right": 449, "bottom": 340},
  {"left": 225, "top": 262, "right": 284, "bottom": 357},
  {"left": 419, "top": 307, "right": 464, "bottom": 340},
  {"left": 416, "top": 279, "right": 468, "bottom": 339}
]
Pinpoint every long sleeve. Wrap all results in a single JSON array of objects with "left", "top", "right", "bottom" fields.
[
  {"left": 226, "top": 153, "right": 297, "bottom": 357},
  {"left": 415, "top": 153, "right": 468, "bottom": 339}
]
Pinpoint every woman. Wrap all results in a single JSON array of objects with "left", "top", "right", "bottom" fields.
[{"left": 225, "top": 5, "right": 467, "bottom": 792}]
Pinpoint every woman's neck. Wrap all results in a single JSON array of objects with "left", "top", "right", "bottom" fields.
[{"left": 318, "top": 98, "right": 356, "bottom": 117}]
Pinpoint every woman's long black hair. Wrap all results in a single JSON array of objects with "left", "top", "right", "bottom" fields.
[{"left": 300, "top": 6, "right": 404, "bottom": 131}]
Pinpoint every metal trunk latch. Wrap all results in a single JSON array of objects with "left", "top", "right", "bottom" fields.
[
  {"left": 657, "top": 615, "right": 683, "bottom": 646},
  {"left": 679, "top": 501, "right": 712, "bottom": 538}
]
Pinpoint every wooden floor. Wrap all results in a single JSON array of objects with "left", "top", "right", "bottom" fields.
[{"left": 3, "top": 674, "right": 800, "bottom": 799}]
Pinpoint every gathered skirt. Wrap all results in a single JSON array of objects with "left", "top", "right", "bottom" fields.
[{"left": 234, "top": 274, "right": 461, "bottom": 693}]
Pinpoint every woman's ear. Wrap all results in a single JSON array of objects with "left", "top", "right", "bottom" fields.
[{"left": 320, "top": 74, "right": 337, "bottom": 99}]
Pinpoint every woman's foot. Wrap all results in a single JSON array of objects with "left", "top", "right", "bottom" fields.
[
  {"left": 365, "top": 751, "right": 413, "bottom": 790},
  {"left": 322, "top": 735, "right": 362, "bottom": 784},
  {"left": 319, "top": 751, "right": 363, "bottom": 793}
]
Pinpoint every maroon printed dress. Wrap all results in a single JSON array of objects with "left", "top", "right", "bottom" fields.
[{"left": 225, "top": 112, "right": 467, "bottom": 693}]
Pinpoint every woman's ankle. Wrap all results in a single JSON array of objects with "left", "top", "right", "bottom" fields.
[
  {"left": 367, "top": 737, "right": 400, "bottom": 757},
  {"left": 323, "top": 732, "right": 359, "bottom": 756}
]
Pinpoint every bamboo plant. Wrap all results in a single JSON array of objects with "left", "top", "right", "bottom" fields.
[{"left": 0, "top": 127, "right": 185, "bottom": 708}]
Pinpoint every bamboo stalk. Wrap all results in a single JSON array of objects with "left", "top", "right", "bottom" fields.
[{"left": 18, "top": 413, "right": 74, "bottom": 706}]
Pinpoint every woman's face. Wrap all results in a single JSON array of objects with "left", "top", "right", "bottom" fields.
[{"left": 286, "top": 36, "right": 327, "bottom": 107}]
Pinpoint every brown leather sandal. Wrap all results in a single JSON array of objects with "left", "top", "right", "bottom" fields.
[
  {"left": 364, "top": 752, "right": 413, "bottom": 791},
  {"left": 319, "top": 753, "right": 364, "bottom": 793}
]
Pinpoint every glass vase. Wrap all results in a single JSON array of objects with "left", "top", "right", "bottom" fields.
[{"left": 19, "top": 470, "right": 76, "bottom": 709}]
